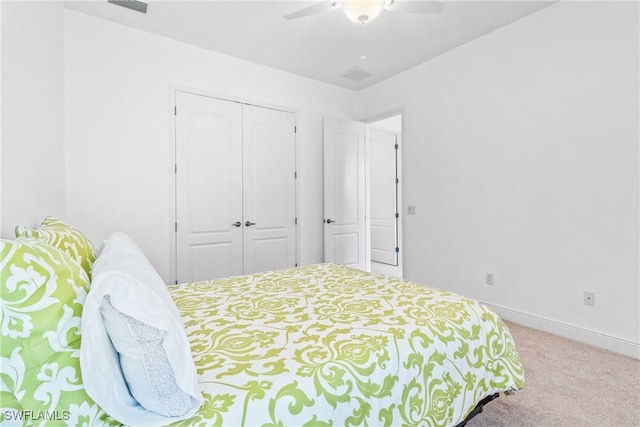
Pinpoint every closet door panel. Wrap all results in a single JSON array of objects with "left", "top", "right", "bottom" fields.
[
  {"left": 253, "top": 238, "right": 288, "bottom": 274},
  {"left": 175, "top": 92, "right": 243, "bottom": 282},
  {"left": 242, "top": 105, "right": 296, "bottom": 275}
]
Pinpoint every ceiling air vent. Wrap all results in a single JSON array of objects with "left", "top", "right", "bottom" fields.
[
  {"left": 340, "top": 67, "right": 373, "bottom": 82},
  {"left": 108, "top": 0, "right": 148, "bottom": 14}
]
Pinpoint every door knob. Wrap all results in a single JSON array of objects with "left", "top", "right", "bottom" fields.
[
  {"left": 245, "top": 221, "right": 256, "bottom": 227},
  {"left": 232, "top": 221, "right": 242, "bottom": 227},
  {"left": 325, "top": 218, "right": 335, "bottom": 224}
]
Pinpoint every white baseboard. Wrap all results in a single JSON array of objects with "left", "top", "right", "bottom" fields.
[{"left": 483, "top": 302, "right": 640, "bottom": 360}]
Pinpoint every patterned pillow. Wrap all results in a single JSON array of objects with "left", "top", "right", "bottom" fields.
[
  {"left": 100, "top": 295, "right": 192, "bottom": 417},
  {"left": 0, "top": 237, "right": 115, "bottom": 425},
  {"left": 14, "top": 217, "right": 97, "bottom": 278}
]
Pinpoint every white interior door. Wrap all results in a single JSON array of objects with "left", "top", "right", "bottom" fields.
[
  {"left": 175, "top": 92, "right": 243, "bottom": 282},
  {"left": 242, "top": 105, "right": 297, "bottom": 274},
  {"left": 323, "top": 116, "right": 366, "bottom": 269},
  {"left": 369, "top": 128, "right": 398, "bottom": 265}
]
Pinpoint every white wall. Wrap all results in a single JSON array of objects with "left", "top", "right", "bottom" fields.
[
  {"left": 1, "top": 1, "right": 65, "bottom": 238},
  {"left": 1, "top": 1, "right": 3, "bottom": 236},
  {"left": 64, "top": 10, "right": 356, "bottom": 282},
  {"left": 356, "top": 1, "right": 639, "bottom": 355},
  {"left": 2, "top": 1, "right": 636, "bottom": 356}
]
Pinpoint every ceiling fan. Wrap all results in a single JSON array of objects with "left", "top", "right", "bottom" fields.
[{"left": 284, "top": 0, "right": 445, "bottom": 24}]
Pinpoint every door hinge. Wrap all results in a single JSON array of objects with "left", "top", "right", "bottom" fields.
[
  {"left": 175, "top": 222, "right": 178, "bottom": 232},
  {"left": 295, "top": 263, "right": 298, "bottom": 267},
  {"left": 294, "top": 126, "right": 297, "bottom": 133},
  {"left": 394, "top": 143, "right": 399, "bottom": 150},
  {"left": 294, "top": 217, "right": 298, "bottom": 225},
  {"left": 395, "top": 178, "right": 399, "bottom": 184},
  {"left": 175, "top": 280, "right": 178, "bottom": 285},
  {"left": 294, "top": 171, "right": 297, "bottom": 179},
  {"left": 175, "top": 164, "right": 177, "bottom": 173},
  {"left": 395, "top": 213, "right": 399, "bottom": 218},
  {"left": 395, "top": 247, "right": 400, "bottom": 253},
  {"left": 174, "top": 106, "right": 177, "bottom": 116}
]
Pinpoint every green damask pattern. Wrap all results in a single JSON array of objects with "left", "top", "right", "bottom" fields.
[
  {"left": 1, "top": 255, "right": 523, "bottom": 426},
  {"left": 170, "top": 263, "right": 524, "bottom": 427},
  {"left": 0, "top": 238, "right": 114, "bottom": 426},
  {"left": 14, "top": 217, "right": 97, "bottom": 279}
]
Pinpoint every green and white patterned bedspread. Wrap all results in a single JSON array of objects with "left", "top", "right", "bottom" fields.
[{"left": 168, "top": 263, "right": 525, "bottom": 427}]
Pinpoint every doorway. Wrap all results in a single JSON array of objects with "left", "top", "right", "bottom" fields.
[
  {"left": 366, "top": 114, "right": 402, "bottom": 279},
  {"left": 322, "top": 113, "right": 403, "bottom": 279}
]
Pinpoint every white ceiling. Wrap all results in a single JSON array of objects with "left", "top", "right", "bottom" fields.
[{"left": 65, "top": 0, "right": 554, "bottom": 91}]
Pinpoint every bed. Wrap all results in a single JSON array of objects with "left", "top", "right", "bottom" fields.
[{"left": 1, "top": 220, "right": 524, "bottom": 426}]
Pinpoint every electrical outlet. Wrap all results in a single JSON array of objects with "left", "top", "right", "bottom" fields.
[
  {"left": 407, "top": 205, "right": 416, "bottom": 215},
  {"left": 583, "top": 291, "right": 595, "bottom": 306},
  {"left": 485, "top": 273, "right": 495, "bottom": 286}
]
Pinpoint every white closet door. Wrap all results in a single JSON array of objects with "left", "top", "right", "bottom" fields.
[
  {"left": 369, "top": 129, "right": 398, "bottom": 266},
  {"left": 175, "top": 92, "right": 243, "bottom": 283},
  {"left": 242, "top": 105, "right": 296, "bottom": 275},
  {"left": 323, "top": 116, "right": 366, "bottom": 270}
]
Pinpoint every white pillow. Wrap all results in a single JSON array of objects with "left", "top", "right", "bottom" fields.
[{"left": 81, "top": 232, "right": 202, "bottom": 426}]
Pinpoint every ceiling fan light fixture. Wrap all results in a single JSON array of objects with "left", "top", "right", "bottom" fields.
[{"left": 341, "top": 0, "right": 387, "bottom": 24}]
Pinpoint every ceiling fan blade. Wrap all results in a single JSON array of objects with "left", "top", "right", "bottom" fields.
[
  {"left": 386, "top": 0, "right": 445, "bottom": 14},
  {"left": 284, "top": 1, "right": 339, "bottom": 20}
]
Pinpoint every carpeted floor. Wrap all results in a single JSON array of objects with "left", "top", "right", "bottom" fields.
[{"left": 467, "top": 321, "right": 640, "bottom": 427}]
